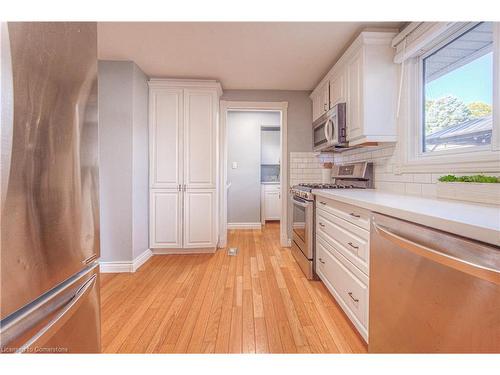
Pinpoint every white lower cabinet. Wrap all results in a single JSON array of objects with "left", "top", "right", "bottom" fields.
[
  {"left": 150, "top": 190, "right": 182, "bottom": 248},
  {"left": 315, "top": 196, "right": 371, "bottom": 342},
  {"left": 183, "top": 190, "right": 216, "bottom": 248},
  {"left": 261, "top": 184, "right": 281, "bottom": 221},
  {"left": 150, "top": 189, "right": 216, "bottom": 249},
  {"left": 316, "top": 235, "right": 369, "bottom": 341}
]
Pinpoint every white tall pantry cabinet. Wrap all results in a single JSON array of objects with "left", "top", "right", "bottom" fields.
[{"left": 148, "top": 79, "right": 222, "bottom": 251}]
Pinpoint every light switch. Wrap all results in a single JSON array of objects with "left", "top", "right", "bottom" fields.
[{"left": 232, "top": 162, "right": 238, "bottom": 169}]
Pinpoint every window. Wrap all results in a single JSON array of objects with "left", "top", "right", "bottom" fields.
[{"left": 422, "top": 22, "right": 493, "bottom": 154}]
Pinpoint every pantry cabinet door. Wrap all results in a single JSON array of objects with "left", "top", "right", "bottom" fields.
[
  {"left": 183, "top": 189, "right": 216, "bottom": 248},
  {"left": 183, "top": 89, "right": 217, "bottom": 189},
  {"left": 149, "top": 88, "right": 183, "bottom": 189},
  {"left": 346, "top": 50, "right": 364, "bottom": 142},
  {"left": 150, "top": 190, "right": 182, "bottom": 248}
]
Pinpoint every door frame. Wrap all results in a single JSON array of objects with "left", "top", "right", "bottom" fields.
[{"left": 218, "top": 100, "right": 290, "bottom": 248}]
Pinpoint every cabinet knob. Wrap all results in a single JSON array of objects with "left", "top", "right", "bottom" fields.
[
  {"left": 319, "top": 258, "right": 325, "bottom": 264},
  {"left": 319, "top": 222, "right": 325, "bottom": 227},
  {"left": 349, "top": 212, "right": 361, "bottom": 218},
  {"left": 319, "top": 201, "right": 327, "bottom": 205}
]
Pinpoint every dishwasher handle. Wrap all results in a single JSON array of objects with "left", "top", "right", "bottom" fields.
[{"left": 373, "top": 222, "right": 500, "bottom": 285}]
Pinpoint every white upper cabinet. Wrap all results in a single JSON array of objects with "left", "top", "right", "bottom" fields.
[
  {"left": 183, "top": 89, "right": 217, "bottom": 189},
  {"left": 310, "top": 31, "right": 398, "bottom": 146},
  {"left": 346, "top": 50, "right": 363, "bottom": 142},
  {"left": 312, "top": 80, "right": 330, "bottom": 122},
  {"left": 329, "top": 66, "right": 346, "bottom": 109},
  {"left": 261, "top": 129, "right": 281, "bottom": 165},
  {"left": 149, "top": 88, "right": 183, "bottom": 189}
]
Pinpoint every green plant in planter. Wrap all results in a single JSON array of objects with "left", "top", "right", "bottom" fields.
[{"left": 438, "top": 175, "right": 500, "bottom": 183}]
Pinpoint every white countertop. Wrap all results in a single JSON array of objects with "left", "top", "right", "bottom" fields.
[
  {"left": 261, "top": 181, "right": 280, "bottom": 185},
  {"left": 312, "top": 189, "right": 500, "bottom": 247}
]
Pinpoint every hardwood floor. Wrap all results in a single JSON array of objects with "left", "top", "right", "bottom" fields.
[{"left": 100, "top": 223, "right": 367, "bottom": 353}]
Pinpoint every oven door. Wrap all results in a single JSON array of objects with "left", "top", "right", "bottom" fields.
[{"left": 291, "top": 196, "right": 313, "bottom": 259}]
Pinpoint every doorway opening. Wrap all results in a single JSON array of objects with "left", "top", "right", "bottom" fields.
[{"left": 219, "top": 101, "right": 289, "bottom": 248}]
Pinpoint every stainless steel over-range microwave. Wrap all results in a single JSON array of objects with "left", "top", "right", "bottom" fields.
[{"left": 313, "top": 103, "right": 347, "bottom": 152}]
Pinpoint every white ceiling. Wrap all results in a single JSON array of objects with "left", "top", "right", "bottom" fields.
[{"left": 98, "top": 22, "right": 402, "bottom": 90}]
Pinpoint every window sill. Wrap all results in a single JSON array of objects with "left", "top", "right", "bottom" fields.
[{"left": 396, "top": 150, "right": 500, "bottom": 174}]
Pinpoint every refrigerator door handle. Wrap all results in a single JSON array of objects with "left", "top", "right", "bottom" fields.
[
  {"left": 16, "top": 274, "right": 97, "bottom": 353},
  {"left": 373, "top": 222, "right": 500, "bottom": 284},
  {"left": 0, "top": 22, "right": 14, "bottom": 210}
]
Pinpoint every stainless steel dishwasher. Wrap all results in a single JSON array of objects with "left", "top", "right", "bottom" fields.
[{"left": 370, "top": 212, "right": 500, "bottom": 353}]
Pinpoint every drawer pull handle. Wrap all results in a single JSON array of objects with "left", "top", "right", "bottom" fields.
[
  {"left": 319, "top": 222, "right": 325, "bottom": 227},
  {"left": 319, "top": 201, "right": 327, "bottom": 205},
  {"left": 319, "top": 258, "right": 325, "bottom": 264},
  {"left": 348, "top": 292, "right": 359, "bottom": 303},
  {"left": 347, "top": 242, "right": 359, "bottom": 250},
  {"left": 349, "top": 213, "right": 361, "bottom": 218}
]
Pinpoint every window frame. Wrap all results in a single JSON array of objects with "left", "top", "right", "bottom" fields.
[{"left": 397, "top": 22, "right": 500, "bottom": 174}]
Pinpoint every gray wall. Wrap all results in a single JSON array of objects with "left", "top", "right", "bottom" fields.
[
  {"left": 98, "top": 60, "right": 149, "bottom": 262},
  {"left": 221, "top": 90, "right": 313, "bottom": 154},
  {"left": 227, "top": 111, "right": 280, "bottom": 224}
]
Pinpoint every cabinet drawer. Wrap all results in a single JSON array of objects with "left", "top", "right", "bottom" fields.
[
  {"left": 316, "top": 236, "right": 369, "bottom": 339},
  {"left": 316, "top": 209, "right": 369, "bottom": 275},
  {"left": 315, "top": 195, "right": 370, "bottom": 230}
]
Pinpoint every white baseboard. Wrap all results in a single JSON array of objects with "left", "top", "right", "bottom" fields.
[
  {"left": 132, "top": 249, "right": 153, "bottom": 271},
  {"left": 227, "top": 222, "right": 262, "bottom": 230},
  {"left": 152, "top": 247, "right": 216, "bottom": 255},
  {"left": 99, "top": 248, "right": 153, "bottom": 273}
]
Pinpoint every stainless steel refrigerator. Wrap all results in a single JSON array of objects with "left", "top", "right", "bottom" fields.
[{"left": 0, "top": 22, "right": 101, "bottom": 353}]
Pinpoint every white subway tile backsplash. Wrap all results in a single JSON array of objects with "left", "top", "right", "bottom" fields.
[
  {"left": 405, "top": 183, "right": 422, "bottom": 196},
  {"left": 290, "top": 148, "right": 494, "bottom": 204},
  {"left": 421, "top": 183, "right": 437, "bottom": 198},
  {"left": 413, "top": 173, "right": 432, "bottom": 184}
]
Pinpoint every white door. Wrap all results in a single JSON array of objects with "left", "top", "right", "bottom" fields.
[
  {"left": 183, "top": 89, "right": 217, "bottom": 189},
  {"left": 183, "top": 189, "right": 216, "bottom": 248},
  {"left": 329, "top": 69, "right": 345, "bottom": 108},
  {"left": 347, "top": 50, "right": 363, "bottom": 142},
  {"left": 150, "top": 190, "right": 182, "bottom": 248},
  {"left": 149, "top": 88, "right": 183, "bottom": 189},
  {"left": 264, "top": 191, "right": 281, "bottom": 220}
]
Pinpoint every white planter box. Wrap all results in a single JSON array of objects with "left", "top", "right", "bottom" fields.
[{"left": 437, "top": 182, "right": 500, "bottom": 205}]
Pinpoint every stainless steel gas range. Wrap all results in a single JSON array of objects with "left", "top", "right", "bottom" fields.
[{"left": 289, "top": 162, "right": 373, "bottom": 279}]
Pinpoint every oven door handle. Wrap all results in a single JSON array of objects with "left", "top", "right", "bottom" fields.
[{"left": 292, "top": 197, "right": 311, "bottom": 208}]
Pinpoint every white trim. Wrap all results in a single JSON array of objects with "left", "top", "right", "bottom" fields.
[
  {"left": 132, "top": 249, "right": 153, "bottom": 271},
  {"left": 152, "top": 247, "right": 216, "bottom": 255},
  {"left": 227, "top": 222, "right": 262, "bottom": 230},
  {"left": 148, "top": 78, "right": 222, "bottom": 97},
  {"left": 99, "top": 249, "right": 153, "bottom": 273},
  {"left": 219, "top": 100, "right": 290, "bottom": 248}
]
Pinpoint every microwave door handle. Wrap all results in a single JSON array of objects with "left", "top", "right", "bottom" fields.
[
  {"left": 323, "top": 121, "right": 330, "bottom": 142},
  {"left": 330, "top": 118, "right": 337, "bottom": 143}
]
